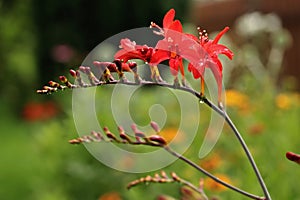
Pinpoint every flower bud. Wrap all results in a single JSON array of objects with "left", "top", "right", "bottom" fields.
[
  {"left": 286, "top": 152, "right": 300, "bottom": 165},
  {"left": 59, "top": 76, "right": 67, "bottom": 83},
  {"left": 148, "top": 135, "right": 166, "bottom": 146},
  {"left": 69, "top": 69, "right": 77, "bottom": 78},
  {"left": 150, "top": 121, "right": 160, "bottom": 133}
]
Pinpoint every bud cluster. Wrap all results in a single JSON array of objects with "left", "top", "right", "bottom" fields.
[
  {"left": 127, "top": 171, "right": 180, "bottom": 190},
  {"left": 69, "top": 121, "right": 167, "bottom": 147},
  {"left": 37, "top": 59, "right": 140, "bottom": 94}
]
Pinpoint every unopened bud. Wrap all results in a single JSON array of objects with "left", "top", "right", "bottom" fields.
[
  {"left": 113, "top": 59, "right": 122, "bottom": 72},
  {"left": 48, "top": 81, "right": 60, "bottom": 88},
  {"left": 91, "top": 131, "right": 103, "bottom": 141},
  {"left": 76, "top": 70, "right": 81, "bottom": 77},
  {"left": 131, "top": 124, "right": 137, "bottom": 132},
  {"left": 171, "top": 172, "right": 180, "bottom": 182},
  {"left": 286, "top": 152, "right": 300, "bottom": 164},
  {"left": 135, "top": 131, "right": 146, "bottom": 138},
  {"left": 79, "top": 66, "right": 87, "bottom": 73},
  {"left": 128, "top": 62, "right": 137, "bottom": 68},
  {"left": 69, "top": 69, "right": 77, "bottom": 77},
  {"left": 118, "top": 126, "right": 132, "bottom": 143},
  {"left": 161, "top": 171, "right": 167, "bottom": 179},
  {"left": 148, "top": 135, "right": 167, "bottom": 146},
  {"left": 103, "top": 127, "right": 118, "bottom": 141},
  {"left": 36, "top": 89, "right": 49, "bottom": 94},
  {"left": 150, "top": 121, "right": 160, "bottom": 133},
  {"left": 69, "top": 138, "right": 82, "bottom": 144},
  {"left": 59, "top": 76, "right": 67, "bottom": 83},
  {"left": 43, "top": 86, "right": 56, "bottom": 92}
]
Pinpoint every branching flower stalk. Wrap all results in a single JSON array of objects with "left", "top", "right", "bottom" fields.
[
  {"left": 68, "top": 121, "right": 264, "bottom": 200},
  {"left": 60, "top": 78, "right": 269, "bottom": 199},
  {"left": 37, "top": 8, "right": 272, "bottom": 200},
  {"left": 38, "top": 76, "right": 271, "bottom": 200},
  {"left": 127, "top": 171, "right": 209, "bottom": 200}
]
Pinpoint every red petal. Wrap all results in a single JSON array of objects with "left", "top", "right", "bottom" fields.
[
  {"left": 163, "top": 9, "right": 175, "bottom": 28},
  {"left": 168, "top": 20, "right": 182, "bottom": 32},
  {"left": 188, "top": 63, "right": 204, "bottom": 79},
  {"left": 114, "top": 49, "right": 127, "bottom": 60},
  {"left": 169, "top": 59, "right": 179, "bottom": 76},
  {"left": 185, "top": 33, "right": 199, "bottom": 42},
  {"left": 213, "top": 27, "right": 230, "bottom": 44},
  {"left": 178, "top": 58, "right": 184, "bottom": 76},
  {"left": 207, "top": 61, "right": 223, "bottom": 100},
  {"left": 208, "top": 44, "right": 234, "bottom": 60},
  {"left": 119, "top": 38, "right": 136, "bottom": 51},
  {"left": 150, "top": 49, "right": 170, "bottom": 66}
]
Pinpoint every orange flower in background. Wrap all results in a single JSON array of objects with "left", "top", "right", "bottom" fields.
[
  {"left": 275, "top": 92, "right": 300, "bottom": 110},
  {"left": 22, "top": 101, "right": 59, "bottom": 122},
  {"left": 199, "top": 152, "right": 223, "bottom": 171},
  {"left": 225, "top": 89, "right": 250, "bottom": 112},
  {"left": 275, "top": 93, "right": 291, "bottom": 110},
  {"left": 99, "top": 192, "right": 122, "bottom": 200},
  {"left": 276, "top": 92, "right": 300, "bottom": 110},
  {"left": 248, "top": 123, "right": 265, "bottom": 135},
  {"left": 204, "top": 173, "right": 232, "bottom": 192},
  {"left": 159, "top": 128, "right": 184, "bottom": 143}
]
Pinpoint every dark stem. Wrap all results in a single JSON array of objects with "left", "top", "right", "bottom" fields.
[
  {"left": 52, "top": 79, "right": 271, "bottom": 199},
  {"left": 163, "top": 146, "right": 264, "bottom": 200},
  {"left": 202, "top": 98, "right": 271, "bottom": 200},
  {"left": 179, "top": 179, "right": 209, "bottom": 200}
]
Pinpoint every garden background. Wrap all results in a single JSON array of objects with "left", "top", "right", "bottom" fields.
[{"left": 0, "top": 0, "right": 299, "bottom": 199}]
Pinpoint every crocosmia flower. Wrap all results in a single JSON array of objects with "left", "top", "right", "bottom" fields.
[
  {"left": 114, "top": 38, "right": 154, "bottom": 63},
  {"left": 187, "top": 27, "right": 234, "bottom": 101},
  {"left": 115, "top": 8, "right": 233, "bottom": 101},
  {"left": 150, "top": 9, "right": 186, "bottom": 80}
]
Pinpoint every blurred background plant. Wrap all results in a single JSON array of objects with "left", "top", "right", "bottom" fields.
[{"left": 0, "top": 0, "right": 299, "bottom": 199}]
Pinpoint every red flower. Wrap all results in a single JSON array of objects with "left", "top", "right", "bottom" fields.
[
  {"left": 22, "top": 101, "right": 59, "bottom": 122},
  {"left": 114, "top": 38, "right": 154, "bottom": 64},
  {"left": 187, "top": 27, "right": 234, "bottom": 101},
  {"left": 114, "top": 38, "right": 164, "bottom": 81},
  {"left": 114, "top": 8, "right": 233, "bottom": 100},
  {"left": 150, "top": 9, "right": 186, "bottom": 78}
]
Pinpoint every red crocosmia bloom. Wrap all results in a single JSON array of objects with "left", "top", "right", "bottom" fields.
[
  {"left": 114, "top": 38, "right": 154, "bottom": 63},
  {"left": 150, "top": 9, "right": 186, "bottom": 79},
  {"left": 187, "top": 27, "right": 234, "bottom": 101},
  {"left": 114, "top": 38, "right": 163, "bottom": 81}
]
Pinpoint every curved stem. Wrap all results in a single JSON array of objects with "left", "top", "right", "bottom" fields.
[
  {"left": 52, "top": 79, "right": 271, "bottom": 199},
  {"left": 179, "top": 178, "right": 209, "bottom": 200},
  {"left": 203, "top": 98, "right": 271, "bottom": 200},
  {"left": 163, "top": 146, "right": 264, "bottom": 200}
]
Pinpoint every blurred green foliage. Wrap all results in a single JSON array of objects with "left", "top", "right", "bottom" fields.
[{"left": 0, "top": 0, "right": 37, "bottom": 108}]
